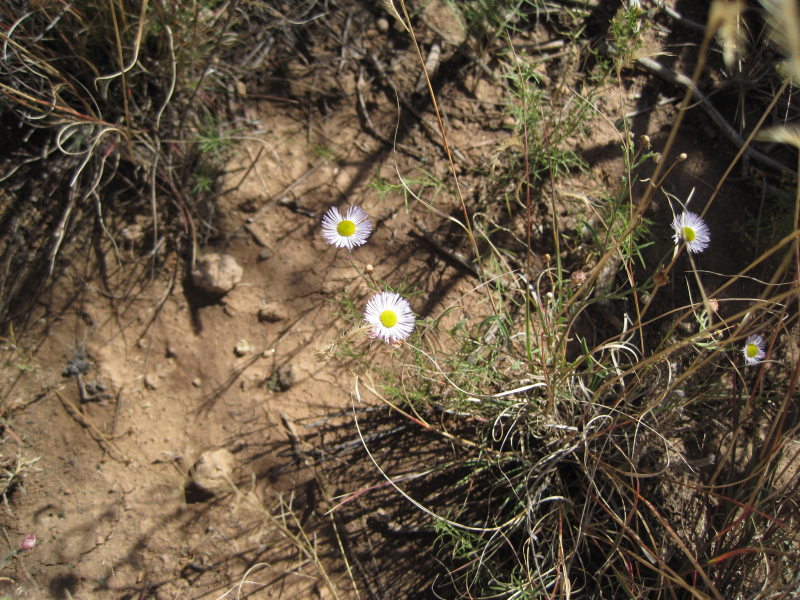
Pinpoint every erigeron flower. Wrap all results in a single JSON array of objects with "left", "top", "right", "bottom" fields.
[
  {"left": 321, "top": 205, "right": 373, "bottom": 250},
  {"left": 364, "top": 292, "right": 415, "bottom": 344},
  {"left": 742, "top": 334, "right": 766, "bottom": 366},
  {"left": 671, "top": 210, "right": 710, "bottom": 254}
]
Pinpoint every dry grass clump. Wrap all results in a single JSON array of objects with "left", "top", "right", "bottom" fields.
[
  {"left": 0, "top": 1, "right": 315, "bottom": 326},
  {"left": 331, "top": 0, "right": 800, "bottom": 597}
]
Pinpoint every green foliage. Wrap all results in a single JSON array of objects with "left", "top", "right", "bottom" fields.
[
  {"left": 606, "top": 4, "right": 648, "bottom": 73},
  {"left": 501, "top": 55, "right": 589, "bottom": 186},
  {"left": 195, "top": 114, "right": 238, "bottom": 160},
  {"left": 312, "top": 144, "right": 336, "bottom": 161},
  {"left": 191, "top": 171, "right": 216, "bottom": 195},
  {"left": 458, "top": 0, "right": 546, "bottom": 46},
  {"left": 369, "top": 168, "right": 445, "bottom": 208}
]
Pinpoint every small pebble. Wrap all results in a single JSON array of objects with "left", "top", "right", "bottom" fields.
[
  {"left": 276, "top": 364, "right": 295, "bottom": 391},
  {"left": 144, "top": 374, "right": 158, "bottom": 390},
  {"left": 377, "top": 17, "right": 389, "bottom": 32},
  {"left": 192, "top": 378, "right": 202, "bottom": 388},
  {"left": 192, "top": 253, "right": 243, "bottom": 296},
  {"left": 258, "top": 304, "right": 286, "bottom": 323},
  {"left": 234, "top": 339, "right": 252, "bottom": 357},
  {"left": 191, "top": 448, "right": 236, "bottom": 495}
]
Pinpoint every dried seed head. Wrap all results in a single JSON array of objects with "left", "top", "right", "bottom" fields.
[
  {"left": 314, "top": 341, "right": 338, "bottom": 364},
  {"left": 760, "top": 0, "right": 800, "bottom": 83},
  {"left": 756, "top": 123, "right": 800, "bottom": 148},
  {"left": 570, "top": 270, "right": 587, "bottom": 286},
  {"left": 709, "top": 0, "right": 747, "bottom": 70},
  {"left": 654, "top": 265, "right": 669, "bottom": 287},
  {"left": 315, "top": 323, "right": 372, "bottom": 363},
  {"left": 379, "top": 0, "right": 410, "bottom": 32}
]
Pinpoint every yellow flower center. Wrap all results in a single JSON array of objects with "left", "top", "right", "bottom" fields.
[
  {"left": 746, "top": 344, "right": 759, "bottom": 358},
  {"left": 379, "top": 309, "right": 398, "bottom": 328},
  {"left": 337, "top": 220, "right": 356, "bottom": 237},
  {"left": 681, "top": 226, "right": 696, "bottom": 242}
]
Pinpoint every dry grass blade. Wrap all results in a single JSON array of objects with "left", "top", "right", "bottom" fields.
[{"left": 378, "top": 0, "right": 409, "bottom": 31}]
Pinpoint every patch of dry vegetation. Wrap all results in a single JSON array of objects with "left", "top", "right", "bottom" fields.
[
  {"left": 1, "top": 0, "right": 800, "bottom": 598},
  {"left": 313, "top": 0, "right": 800, "bottom": 597}
]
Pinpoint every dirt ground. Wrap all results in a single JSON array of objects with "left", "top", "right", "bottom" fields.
[{"left": 0, "top": 1, "right": 790, "bottom": 598}]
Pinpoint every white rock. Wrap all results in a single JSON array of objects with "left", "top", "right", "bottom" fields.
[
  {"left": 144, "top": 374, "right": 159, "bottom": 390},
  {"left": 192, "top": 253, "right": 243, "bottom": 296},
  {"left": 234, "top": 339, "right": 252, "bottom": 357},
  {"left": 191, "top": 448, "right": 235, "bottom": 495},
  {"left": 422, "top": 0, "right": 467, "bottom": 46}
]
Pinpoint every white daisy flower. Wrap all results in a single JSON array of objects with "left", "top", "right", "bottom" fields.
[
  {"left": 364, "top": 292, "right": 415, "bottom": 344},
  {"left": 742, "top": 334, "right": 766, "bottom": 366},
  {"left": 321, "top": 205, "right": 373, "bottom": 250},
  {"left": 671, "top": 211, "right": 710, "bottom": 254}
]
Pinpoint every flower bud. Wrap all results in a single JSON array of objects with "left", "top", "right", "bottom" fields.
[{"left": 21, "top": 533, "right": 36, "bottom": 551}]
